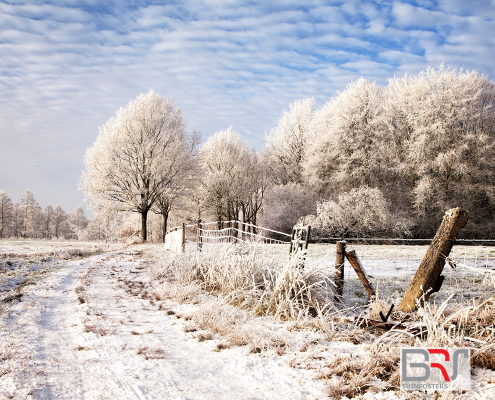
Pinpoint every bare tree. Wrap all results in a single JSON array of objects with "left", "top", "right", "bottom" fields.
[
  {"left": 0, "top": 190, "right": 13, "bottom": 239},
  {"left": 43, "top": 205, "right": 54, "bottom": 238},
  {"left": 80, "top": 90, "right": 199, "bottom": 241},
  {"left": 53, "top": 204, "right": 67, "bottom": 239},
  {"left": 21, "top": 190, "right": 41, "bottom": 238}
]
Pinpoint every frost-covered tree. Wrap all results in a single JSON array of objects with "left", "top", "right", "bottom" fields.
[
  {"left": 265, "top": 97, "right": 314, "bottom": 185},
  {"left": 199, "top": 127, "right": 267, "bottom": 228},
  {"left": 68, "top": 205, "right": 89, "bottom": 240},
  {"left": 0, "top": 190, "right": 13, "bottom": 239},
  {"left": 260, "top": 183, "right": 316, "bottom": 234},
  {"left": 301, "top": 186, "right": 411, "bottom": 238},
  {"left": 42, "top": 205, "right": 54, "bottom": 238},
  {"left": 241, "top": 151, "right": 269, "bottom": 228},
  {"left": 384, "top": 64, "right": 495, "bottom": 235},
  {"left": 304, "top": 78, "right": 384, "bottom": 195},
  {"left": 80, "top": 90, "right": 198, "bottom": 241},
  {"left": 199, "top": 127, "right": 250, "bottom": 223},
  {"left": 12, "top": 203, "right": 22, "bottom": 238},
  {"left": 84, "top": 212, "right": 123, "bottom": 242},
  {"left": 152, "top": 142, "right": 199, "bottom": 242},
  {"left": 53, "top": 204, "right": 67, "bottom": 239},
  {"left": 153, "top": 187, "right": 184, "bottom": 242},
  {"left": 21, "top": 190, "right": 41, "bottom": 238}
]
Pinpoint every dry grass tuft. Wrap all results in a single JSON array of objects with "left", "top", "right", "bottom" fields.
[
  {"left": 318, "top": 351, "right": 399, "bottom": 398},
  {"left": 83, "top": 322, "right": 96, "bottom": 333},
  {"left": 83, "top": 322, "right": 116, "bottom": 336},
  {"left": 137, "top": 345, "right": 165, "bottom": 360},
  {"left": 472, "top": 349, "right": 495, "bottom": 370},
  {"left": 215, "top": 342, "right": 231, "bottom": 351},
  {"left": 75, "top": 285, "right": 86, "bottom": 294},
  {"left": 149, "top": 245, "right": 337, "bottom": 320},
  {"left": 195, "top": 332, "right": 213, "bottom": 342},
  {"left": 96, "top": 326, "right": 116, "bottom": 336},
  {"left": 184, "top": 324, "right": 198, "bottom": 333}
]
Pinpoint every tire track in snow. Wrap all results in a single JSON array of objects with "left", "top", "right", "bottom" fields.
[{"left": 20, "top": 250, "right": 325, "bottom": 399}]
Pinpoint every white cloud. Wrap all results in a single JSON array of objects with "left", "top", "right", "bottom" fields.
[{"left": 0, "top": 0, "right": 494, "bottom": 210}]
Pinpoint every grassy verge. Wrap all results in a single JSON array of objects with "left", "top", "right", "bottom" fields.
[{"left": 147, "top": 243, "right": 495, "bottom": 398}]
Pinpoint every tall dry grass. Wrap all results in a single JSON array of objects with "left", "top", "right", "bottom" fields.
[{"left": 149, "top": 244, "right": 337, "bottom": 320}]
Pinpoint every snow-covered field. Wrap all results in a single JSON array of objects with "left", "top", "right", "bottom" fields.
[
  {"left": 199, "top": 242, "right": 495, "bottom": 306},
  {"left": 1, "top": 241, "right": 494, "bottom": 399}
]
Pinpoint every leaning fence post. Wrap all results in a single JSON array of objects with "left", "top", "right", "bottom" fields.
[
  {"left": 399, "top": 207, "right": 469, "bottom": 312},
  {"left": 335, "top": 241, "right": 346, "bottom": 300},
  {"left": 345, "top": 249, "right": 375, "bottom": 301},
  {"left": 181, "top": 222, "right": 186, "bottom": 253},
  {"left": 197, "top": 219, "right": 203, "bottom": 251}
]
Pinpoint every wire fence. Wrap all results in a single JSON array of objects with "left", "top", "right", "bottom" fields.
[
  {"left": 323, "top": 242, "right": 495, "bottom": 306},
  {"left": 163, "top": 220, "right": 292, "bottom": 253},
  {"left": 163, "top": 221, "right": 495, "bottom": 306}
]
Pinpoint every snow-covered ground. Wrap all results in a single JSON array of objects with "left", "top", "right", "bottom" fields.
[
  {"left": 1, "top": 246, "right": 331, "bottom": 399},
  {"left": 1, "top": 242, "right": 494, "bottom": 399}
]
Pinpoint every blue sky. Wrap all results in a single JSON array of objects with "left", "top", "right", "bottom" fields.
[{"left": 1, "top": 0, "right": 495, "bottom": 214}]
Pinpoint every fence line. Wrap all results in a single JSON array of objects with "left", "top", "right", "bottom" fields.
[
  {"left": 163, "top": 220, "right": 495, "bottom": 307},
  {"left": 163, "top": 220, "right": 291, "bottom": 253},
  {"left": 197, "top": 223, "right": 289, "bottom": 245}
]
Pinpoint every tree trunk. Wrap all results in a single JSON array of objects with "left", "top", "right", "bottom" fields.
[
  {"left": 141, "top": 210, "right": 148, "bottom": 241},
  {"left": 162, "top": 212, "right": 169, "bottom": 243},
  {"left": 399, "top": 207, "right": 469, "bottom": 312}
]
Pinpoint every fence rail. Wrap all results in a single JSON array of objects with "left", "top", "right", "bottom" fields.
[
  {"left": 316, "top": 237, "right": 495, "bottom": 246},
  {"left": 163, "top": 220, "right": 292, "bottom": 253}
]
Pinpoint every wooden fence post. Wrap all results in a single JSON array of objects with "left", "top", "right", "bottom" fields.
[
  {"left": 335, "top": 241, "right": 346, "bottom": 300},
  {"left": 197, "top": 219, "right": 203, "bottom": 251},
  {"left": 399, "top": 207, "right": 469, "bottom": 312},
  {"left": 181, "top": 222, "right": 186, "bottom": 254},
  {"left": 345, "top": 249, "right": 375, "bottom": 301}
]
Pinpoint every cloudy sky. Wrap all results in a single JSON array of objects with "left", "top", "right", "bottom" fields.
[{"left": 1, "top": 0, "right": 495, "bottom": 214}]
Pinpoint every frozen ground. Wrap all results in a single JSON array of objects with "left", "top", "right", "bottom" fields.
[
  {"left": 199, "top": 242, "right": 495, "bottom": 306},
  {"left": 1, "top": 241, "right": 494, "bottom": 399},
  {"left": 0, "top": 244, "right": 330, "bottom": 399}
]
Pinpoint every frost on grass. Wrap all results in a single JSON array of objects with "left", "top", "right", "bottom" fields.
[
  {"left": 150, "top": 244, "right": 337, "bottom": 320},
  {"left": 147, "top": 243, "right": 495, "bottom": 397}
]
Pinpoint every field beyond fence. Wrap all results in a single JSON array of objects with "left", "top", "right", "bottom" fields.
[{"left": 162, "top": 220, "right": 495, "bottom": 307}]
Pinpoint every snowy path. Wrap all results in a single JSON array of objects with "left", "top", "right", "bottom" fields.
[{"left": 5, "top": 251, "right": 326, "bottom": 400}]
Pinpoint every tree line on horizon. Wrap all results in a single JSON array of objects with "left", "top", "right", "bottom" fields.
[
  {"left": 0, "top": 190, "right": 89, "bottom": 240},
  {"left": 4, "top": 63, "right": 494, "bottom": 242},
  {"left": 0, "top": 189, "right": 179, "bottom": 242}
]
